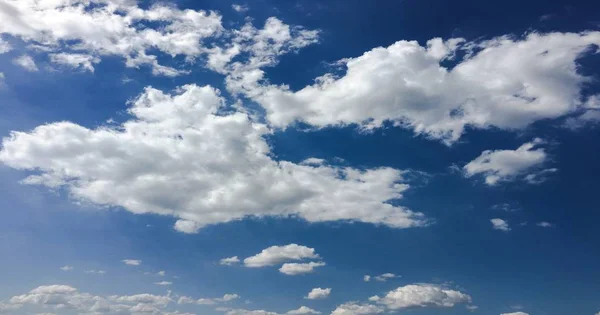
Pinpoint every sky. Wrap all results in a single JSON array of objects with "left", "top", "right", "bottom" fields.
[{"left": 0, "top": 0, "right": 599, "bottom": 314}]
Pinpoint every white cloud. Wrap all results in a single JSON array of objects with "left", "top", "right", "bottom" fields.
[
  {"left": 464, "top": 139, "right": 550, "bottom": 185},
  {"left": 305, "top": 288, "right": 330, "bottom": 300},
  {"left": 501, "top": 312, "right": 529, "bottom": 315},
  {"left": 154, "top": 281, "right": 172, "bottom": 286},
  {"left": 122, "top": 259, "right": 141, "bottom": 266},
  {"left": 537, "top": 221, "right": 553, "bottom": 228},
  {"left": 0, "top": 85, "right": 427, "bottom": 232},
  {"left": 84, "top": 269, "right": 106, "bottom": 275},
  {"left": 0, "top": 0, "right": 223, "bottom": 76},
  {"left": 13, "top": 54, "right": 38, "bottom": 71},
  {"left": 491, "top": 218, "right": 510, "bottom": 232},
  {"left": 230, "top": 32, "right": 600, "bottom": 143},
  {"left": 331, "top": 302, "right": 384, "bottom": 315},
  {"left": 3, "top": 284, "right": 184, "bottom": 314},
  {"left": 373, "top": 273, "right": 399, "bottom": 282},
  {"left": 244, "top": 244, "right": 319, "bottom": 268},
  {"left": 466, "top": 305, "right": 479, "bottom": 311},
  {"left": 363, "top": 275, "right": 371, "bottom": 282},
  {"left": 49, "top": 53, "right": 100, "bottom": 72},
  {"left": 157, "top": 270, "right": 166, "bottom": 276},
  {"left": 232, "top": 4, "right": 249, "bottom": 13},
  {"left": 220, "top": 256, "right": 241, "bottom": 266},
  {"left": 0, "top": 37, "right": 11, "bottom": 53},
  {"left": 59, "top": 265, "right": 73, "bottom": 271},
  {"left": 370, "top": 284, "right": 471, "bottom": 310},
  {"left": 279, "top": 262, "right": 325, "bottom": 275},
  {"left": 286, "top": 306, "right": 320, "bottom": 314},
  {"left": 178, "top": 293, "right": 239, "bottom": 305}
]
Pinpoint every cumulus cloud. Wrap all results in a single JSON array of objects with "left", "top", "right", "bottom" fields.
[
  {"left": 370, "top": 284, "right": 471, "bottom": 310},
  {"left": 157, "top": 270, "right": 166, "bottom": 276},
  {"left": 0, "top": 37, "right": 11, "bottom": 53},
  {"left": 59, "top": 265, "right": 73, "bottom": 271},
  {"left": 501, "top": 312, "right": 529, "bottom": 315},
  {"left": 220, "top": 256, "right": 241, "bottom": 266},
  {"left": 230, "top": 32, "right": 600, "bottom": 143},
  {"left": 331, "top": 302, "right": 384, "bottom": 315},
  {"left": 1, "top": 284, "right": 185, "bottom": 314},
  {"left": 0, "top": 85, "right": 427, "bottom": 232},
  {"left": 464, "top": 139, "right": 551, "bottom": 185},
  {"left": 13, "top": 54, "right": 38, "bottom": 71},
  {"left": 49, "top": 53, "right": 100, "bottom": 72},
  {"left": 305, "top": 288, "right": 331, "bottom": 300},
  {"left": 363, "top": 275, "right": 371, "bottom": 282},
  {"left": 279, "top": 262, "right": 325, "bottom": 275},
  {"left": 491, "top": 218, "right": 510, "bottom": 232},
  {"left": 286, "top": 306, "right": 320, "bottom": 314},
  {"left": 122, "top": 259, "right": 142, "bottom": 266},
  {"left": 244, "top": 244, "right": 319, "bottom": 268},
  {"left": 537, "top": 221, "right": 553, "bottom": 227}
]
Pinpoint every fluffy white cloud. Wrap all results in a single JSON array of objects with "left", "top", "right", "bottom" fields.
[
  {"left": 363, "top": 275, "right": 371, "bottom": 282},
  {"left": 122, "top": 259, "right": 142, "bottom": 266},
  {"left": 49, "top": 53, "right": 100, "bottom": 72},
  {"left": 279, "top": 262, "right": 325, "bottom": 275},
  {"left": 178, "top": 293, "right": 239, "bottom": 305},
  {"left": 230, "top": 32, "right": 600, "bottom": 143},
  {"left": 220, "top": 256, "right": 241, "bottom": 266},
  {"left": 286, "top": 306, "right": 320, "bottom": 314},
  {"left": 0, "top": 37, "right": 11, "bottom": 53},
  {"left": 221, "top": 306, "right": 318, "bottom": 315},
  {"left": 501, "top": 312, "right": 529, "bottom": 315},
  {"left": 0, "top": 0, "right": 223, "bottom": 76},
  {"left": 373, "top": 273, "right": 399, "bottom": 282},
  {"left": 491, "top": 218, "right": 510, "bottom": 232},
  {"left": 59, "top": 265, "right": 73, "bottom": 271},
  {"left": 13, "top": 54, "right": 38, "bottom": 71},
  {"left": 370, "top": 284, "right": 471, "bottom": 310},
  {"left": 244, "top": 244, "right": 319, "bottom": 268},
  {"left": 537, "top": 221, "right": 553, "bottom": 228},
  {"left": 157, "top": 270, "right": 166, "bottom": 276},
  {"left": 464, "top": 139, "right": 551, "bottom": 185},
  {"left": 331, "top": 302, "right": 384, "bottom": 315},
  {"left": 2, "top": 284, "right": 183, "bottom": 314},
  {"left": 0, "top": 85, "right": 427, "bottom": 232},
  {"left": 305, "top": 288, "right": 331, "bottom": 300}
]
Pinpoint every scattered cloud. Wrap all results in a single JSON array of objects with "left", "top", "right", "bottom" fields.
[
  {"left": 464, "top": 139, "right": 551, "bottom": 185},
  {"left": 157, "top": 271, "right": 166, "bottom": 276},
  {"left": 59, "top": 265, "right": 73, "bottom": 271},
  {"left": 501, "top": 312, "right": 529, "bottom": 315},
  {"left": 154, "top": 281, "right": 172, "bottom": 286},
  {"left": 221, "top": 306, "right": 320, "bottom": 315},
  {"left": 374, "top": 273, "right": 400, "bottom": 282},
  {"left": 370, "top": 283, "right": 471, "bottom": 310},
  {"left": 491, "top": 218, "right": 511, "bottom": 232},
  {"left": 232, "top": 4, "right": 249, "bottom": 13},
  {"left": 279, "top": 262, "right": 325, "bottom": 275},
  {"left": 331, "top": 302, "right": 384, "bottom": 315},
  {"left": 363, "top": 275, "right": 371, "bottom": 282},
  {"left": 49, "top": 53, "right": 100, "bottom": 72},
  {"left": 13, "top": 55, "right": 38, "bottom": 71},
  {"left": 305, "top": 288, "right": 331, "bottom": 300},
  {"left": 0, "top": 85, "right": 428, "bottom": 233},
  {"left": 466, "top": 305, "right": 479, "bottom": 311},
  {"left": 244, "top": 244, "right": 319, "bottom": 268},
  {"left": 1, "top": 284, "right": 187, "bottom": 314},
  {"left": 230, "top": 32, "right": 600, "bottom": 143},
  {"left": 84, "top": 269, "right": 106, "bottom": 275},
  {"left": 0, "top": 38, "right": 11, "bottom": 54},
  {"left": 179, "top": 294, "right": 239, "bottom": 305},
  {"left": 122, "top": 259, "right": 142, "bottom": 266},
  {"left": 220, "top": 256, "right": 241, "bottom": 266},
  {"left": 537, "top": 222, "right": 553, "bottom": 228}
]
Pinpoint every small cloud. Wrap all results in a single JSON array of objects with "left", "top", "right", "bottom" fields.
[
  {"left": 540, "top": 14, "right": 555, "bottom": 21},
  {"left": 279, "top": 262, "right": 325, "bottom": 275},
  {"left": 536, "top": 222, "right": 553, "bottom": 228},
  {"left": 305, "top": 287, "right": 331, "bottom": 300},
  {"left": 60, "top": 265, "right": 73, "bottom": 271},
  {"left": 84, "top": 269, "right": 106, "bottom": 275},
  {"left": 13, "top": 55, "right": 39, "bottom": 72},
  {"left": 232, "top": 4, "right": 249, "bottom": 13},
  {"left": 466, "top": 305, "right": 479, "bottom": 311},
  {"left": 154, "top": 281, "right": 172, "bottom": 286},
  {"left": 157, "top": 270, "right": 166, "bottom": 276},
  {"left": 374, "top": 273, "right": 400, "bottom": 282},
  {"left": 491, "top": 218, "right": 510, "bottom": 232},
  {"left": 122, "top": 259, "right": 141, "bottom": 266},
  {"left": 220, "top": 256, "right": 240, "bottom": 266},
  {"left": 363, "top": 275, "right": 371, "bottom": 282}
]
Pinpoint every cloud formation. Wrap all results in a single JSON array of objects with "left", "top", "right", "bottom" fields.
[
  {"left": 279, "top": 262, "right": 325, "bottom": 275},
  {"left": 491, "top": 218, "right": 511, "bottom": 232},
  {"left": 305, "top": 288, "right": 331, "bottom": 300},
  {"left": 0, "top": 85, "right": 428, "bottom": 232}
]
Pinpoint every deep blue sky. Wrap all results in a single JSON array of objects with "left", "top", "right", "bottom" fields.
[{"left": 0, "top": 0, "right": 599, "bottom": 314}]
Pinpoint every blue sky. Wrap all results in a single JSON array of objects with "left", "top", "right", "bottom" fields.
[{"left": 0, "top": 0, "right": 599, "bottom": 315}]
